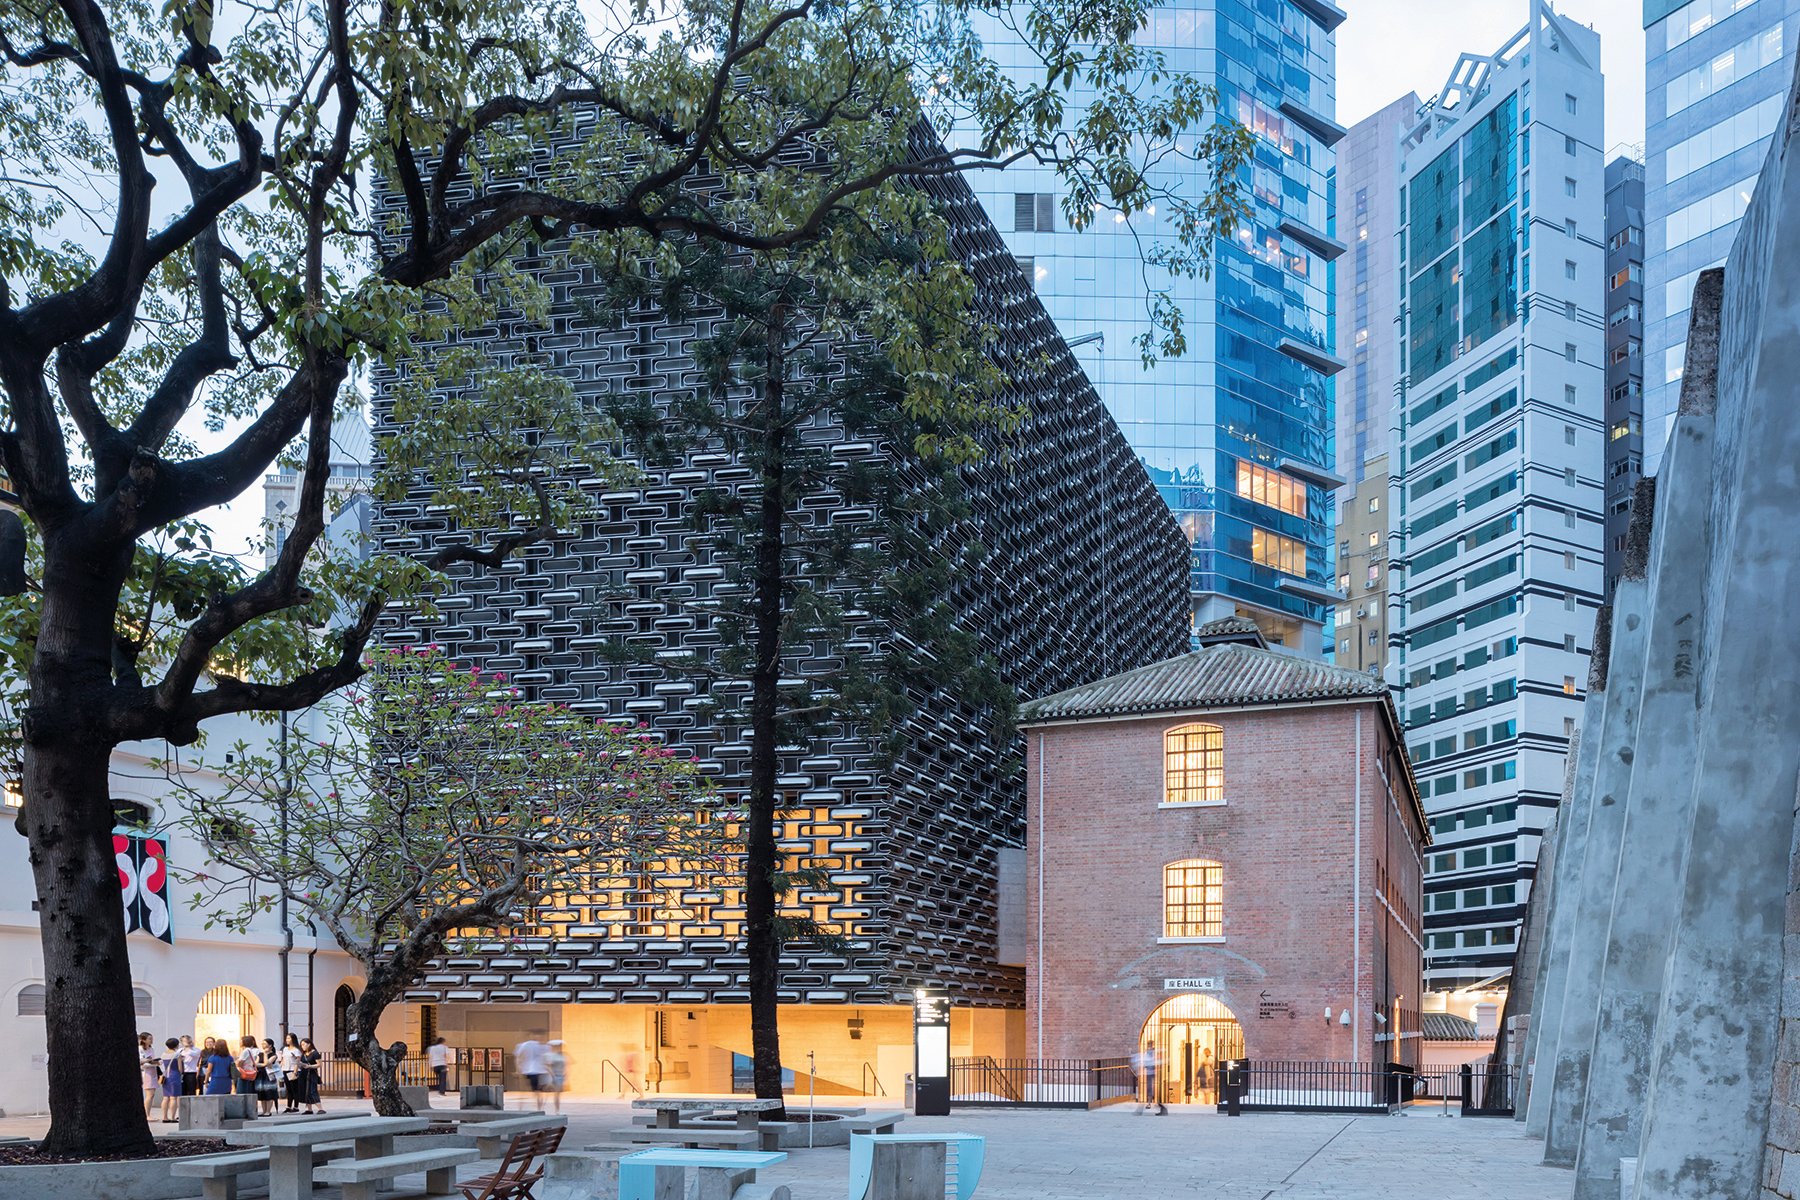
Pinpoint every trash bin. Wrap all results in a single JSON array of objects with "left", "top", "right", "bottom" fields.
[{"left": 1384, "top": 1061, "right": 1417, "bottom": 1105}]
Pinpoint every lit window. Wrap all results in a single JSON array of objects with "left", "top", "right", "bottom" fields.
[
  {"left": 1164, "top": 724, "right": 1224, "bottom": 805},
  {"left": 1367, "top": 531, "right": 1380, "bottom": 548},
  {"left": 2, "top": 780, "right": 20, "bottom": 810},
  {"left": 1251, "top": 528, "right": 1306, "bottom": 576},
  {"left": 1163, "top": 859, "right": 1223, "bottom": 938},
  {"left": 1563, "top": 675, "right": 1577, "bottom": 695},
  {"left": 1236, "top": 460, "right": 1305, "bottom": 517},
  {"left": 1368, "top": 496, "right": 1381, "bottom": 513}
]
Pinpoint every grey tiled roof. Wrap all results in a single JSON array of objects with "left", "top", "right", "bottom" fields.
[
  {"left": 1422, "top": 1012, "right": 1483, "bottom": 1042},
  {"left": 1019, "top": 641, "right": 1392, "bottom": 725}
]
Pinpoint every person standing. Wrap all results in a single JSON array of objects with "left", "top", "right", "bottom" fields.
[
  {"left": 428, "top": 1037, "right": 451, "bottom": 1096},
  {"left": 513, "top": 1035, "right": 547, "bottom": 1101},
  {"left": 1197, "top": 1047, "right": 1215, "bottom": 1104},
  {"left": 203, "top": 1040, "right": 236, "bottom": 1095},
  {"left": 297, "top": 1037, "right": 324, "bottom": 1115},
  {"left": 179, "top": 1035, "right": 202, "bottom": 1096},
  {"left": 280, "top": 1034, "right": 304, "bottom": 1112},
  {"left": 255, "top": 1038, "right": 280, "bottom": 1115},
  {"left": 158, "top": 1038, "right": 184, "bottom": 1123},
  {"left": 235, "top": 1035, "right": 261, "bottom": 1097},
  {"left": 139, "top": 1032, "right": 162, "bottom": 1117},
  {"left": 543, "top": 1040, "right": 568, "bottom": 1114}
]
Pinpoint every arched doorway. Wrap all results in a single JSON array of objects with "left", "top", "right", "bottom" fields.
[
  {"left": 1140, "top": 993, "right": 1244, "bottom": 1106},
  {"left": 333, "top": 985, "right": 356, "bottom": 1055},
  {"left": 195, "top": 985, "right": 260, "bottom": 1048}
]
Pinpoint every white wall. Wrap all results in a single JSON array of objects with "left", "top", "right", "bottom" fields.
[{"left": 0, "top": 709, "right": 360, "bottom": 1115}]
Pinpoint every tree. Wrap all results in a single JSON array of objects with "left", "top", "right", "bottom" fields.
[
  {"left": 589, "top": 202, "right": 1022, "bottom": 1112},
  {"left": 169, "top": 647, "right": 726, "bottom": 1114},
  {"left": 0, "top": 0, "right": 1246, "bottom": 1155}
]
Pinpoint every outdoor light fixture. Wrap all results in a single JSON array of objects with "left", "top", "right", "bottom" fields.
[{"left": 1323, "top": 1006, "right": 1333, "bottom": 1024}]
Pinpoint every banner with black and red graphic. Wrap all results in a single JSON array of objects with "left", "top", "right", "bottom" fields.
[{"left": 114, "top": 830, "right": 173, "bottom": 943}]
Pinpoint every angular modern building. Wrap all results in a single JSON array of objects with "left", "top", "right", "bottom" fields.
[
  {"left": 955, "top": 0, "right": 1347, "bottom": 655},
  {"left": 1388, "top": 5, "right": 1604, "bottom": 990},
  {"left": 367, "top": 129, "right": 1195, "bottom": 1095},
  {"left": 1641, "top": 0, "right": 1799, "bottom": 476},
  {"left": 1602, "top": 155, "right": 1645, "bottom": 599}
]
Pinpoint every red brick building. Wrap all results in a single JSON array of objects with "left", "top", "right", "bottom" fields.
[{"left": 1019, "top": 618, "right": 1428, "bottom": 1102}]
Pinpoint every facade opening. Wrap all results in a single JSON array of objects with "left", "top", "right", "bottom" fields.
[
  {"left": 1140, "top": 993, "right": 1244, "bottom": 1106},
  {"left": 194, "top": 985, "right": 259, "bottom": 1046}
]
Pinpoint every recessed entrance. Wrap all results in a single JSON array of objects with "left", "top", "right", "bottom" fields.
[
  {"left": 195, "top": 985, "right": 260, "bottom": 1047},
  {"left": 1140, "top": 993, "right": 1244, "bottom": 1106}
]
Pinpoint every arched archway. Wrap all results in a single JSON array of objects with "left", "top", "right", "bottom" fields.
[
  {"left": 1140, "top": 993, "right": 1244, "bottom": 1106},
  {"left": 194, "top": 985, "right": 261, "bottom": 1047},
  {"left": 333, "top": 984, "right": 356, "bottom": 1055}
]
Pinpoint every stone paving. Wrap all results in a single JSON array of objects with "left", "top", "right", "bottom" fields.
[{"left": 0, "top": 1098, "right": 1574, "bottom": 1199}]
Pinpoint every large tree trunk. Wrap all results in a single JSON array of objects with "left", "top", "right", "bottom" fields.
[
  {"left": 745, "top": 309, "right": 788, "bottom": 1117},
  {"left": 24, "top": 538, "right": 153, "bottom": 1156},
  {"left": 349, "top": 989, "right": 414, "bottom": 1116}
]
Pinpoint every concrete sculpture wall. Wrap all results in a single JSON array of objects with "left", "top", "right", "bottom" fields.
[{"left": 1516, "top": 70, "right": 1800, "bottom": 1200}]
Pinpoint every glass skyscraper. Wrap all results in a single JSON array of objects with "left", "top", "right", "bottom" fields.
[
  {"left": 1642, "top": 0, "right": 1799, "bottom": 476},
  {"left": 957, "top": 0, "right": 1345, "bottom": 655}
]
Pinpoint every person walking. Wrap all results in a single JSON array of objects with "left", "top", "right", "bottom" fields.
[
  {"left": 297, "top": 1037, "right": 324, "bottom": 1115},
  {"left": 178, "top": 1035, "right": 202, "bottom": 1096},
  {"left": 543, "top": 1040, "right": 568, "bottom": 1114},
  {"left": 1132, "top": 1042, "right": 1167, "bottom": 1115},
  {"left": 427, "top": 1037, "right": 451, "bottom": 1096},
  {"left": 513, "top": 1035, "right": 547, "bottom": 1102},
  {"left": 1197, "top": 1047, "right": 1215, "bottom": 1104},
  {"left": 280, "top": 1034, "right": 304, "bottom": 1112},
  {"left": 158, "top": 1038, "right": 183, "bottom": 1123},
  {"left": 255, "top": 1038, "right": 280, "bottom": 1115},
  {"left": 203, "top": 1040, "right": 236, "bottom": 1095},
  {"left": 139, "top": 1032, "right": 162, "bottom": 1117}
]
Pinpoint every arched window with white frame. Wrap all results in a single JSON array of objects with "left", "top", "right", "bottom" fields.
[
  {"left": 1163, "top": 723, "right": 1224, "bottom": 805},
  {"left": 1163, "top": 859, "right": 1224, "bottom": 939}
]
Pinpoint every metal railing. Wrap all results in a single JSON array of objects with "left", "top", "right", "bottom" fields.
[
  {"left": 316, "top": 1051, "right": 505, "bottom": 1098},
  {"left": 599, "top": 1058, "right": 644, "bottom": 1098},
  {"left": 1460, "top": 1060, "right": 1518, "bottom": 1116},
  {"left": 860, "top": 1062, "right": 887, "bottom": 1097},
  {"left": 1216, "top": 1060, "right": 1404, "bottom": 1114},
  {"left": 950, "top": 1057, "right": 1134, "bottom": 1109}
]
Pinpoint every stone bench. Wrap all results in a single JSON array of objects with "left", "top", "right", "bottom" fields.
[
  {"left": 179, "top": 1094, "right": 258, "bottom": 1131},
  {"left": 459, "top": 1113, "right": 567, "bottom": 1158},
  {"left": 169, "top": 1143, "right": 353, "bottom": 1200},
  {"left": 312, "top": 1147, "right": 478, "bottom": 1200},
  {"left": 460, "top": 1084, "right": 506, "bottom": 1111},
  {"left": 612, "top": 1126, "right": 759, "bottom": 1150},
  {"left": 617, "top": 1148, "right": 788, "bottom": 1200},
  {"left": 844, "top": 1111, "right": 906, "bottom": 1135}
]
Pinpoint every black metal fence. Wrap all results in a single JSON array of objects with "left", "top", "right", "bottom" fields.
[
  {"left": 1217, "top": 1060, "right": 1401, "bottom": 1114},
  {"left": 317, "top": 1048, "right": 507, "bottom": 1098},
  {"left": 1211, "top": 1059, "right": 1519, "bottom": 1117},
  {"left": 950, "top": 1057, "right": 1135, "bottom": 1108},
  {"left": 1459, "top": 1061, "right": 1518, "bottom": 1117}
]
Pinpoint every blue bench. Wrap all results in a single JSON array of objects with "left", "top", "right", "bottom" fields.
[
  {"left": 618, "top": 1147, "right": 788, "bottom": 1200},
  {"left": 849, "top": 1133, "right": 985, "bottom": 1200}
]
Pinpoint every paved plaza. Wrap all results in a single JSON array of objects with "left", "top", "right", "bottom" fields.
[{"left": 0, "top": 1099, "right": 1573, "bottom": 1199}]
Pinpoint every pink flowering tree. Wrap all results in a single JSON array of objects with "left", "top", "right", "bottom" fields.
[{"left": 170, "top": 647, "right": 729, "bottom": 1114}]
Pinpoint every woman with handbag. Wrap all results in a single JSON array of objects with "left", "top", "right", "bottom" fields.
[
  {"left": 256, "top": 1038, "right": 280, "bottom": 1116},
  {"left": 235, "top": 1035, "right": 260, "bottom": 1098}
]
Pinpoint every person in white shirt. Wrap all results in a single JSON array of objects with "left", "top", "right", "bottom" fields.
[
  {"left": 513, "top": 1037, "right": 547, "bottom": 1098},
  {"left": 543, "top": 1040, "right": 568, "bottom": 1114},
  {"left": 427, "top": 1037, "right": 451, "bottom": 1095},
  {"left": 279, "top": 1033, "right": 304, "bottom": 1112},
  {"left": 178, "top": 1035, "right": 202, "bottom": 1096}
]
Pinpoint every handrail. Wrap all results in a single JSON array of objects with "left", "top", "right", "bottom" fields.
[
  {"left": 600, "top": 1058, "right": 644, "bottom": 1097},
  {"left": 860, "top": 1062, "right": 886, "bottom": 1097},
  {"left": 972, "top": 1055, "right": 1021, "bottom": 1103}
]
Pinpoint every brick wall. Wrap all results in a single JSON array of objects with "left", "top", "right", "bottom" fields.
[{"left": 1024, "top": 700, "right": 1425, "bottom": 1063}]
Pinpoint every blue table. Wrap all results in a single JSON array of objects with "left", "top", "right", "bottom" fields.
[
  {"left": 618, "top": 1147, "right": 787, "bottom": 1200},
  {"left": 848, "top": 1133, "right": 985, "bottom": 1200}
]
